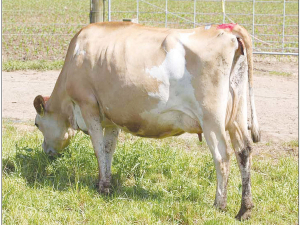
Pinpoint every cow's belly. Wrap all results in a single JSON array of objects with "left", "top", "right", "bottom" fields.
[
  {"left": 106, "top": 107, "right": 202, "bottom": 138},
  {"left": 73, "top": 95, "right": 202, "bottom": 138}
]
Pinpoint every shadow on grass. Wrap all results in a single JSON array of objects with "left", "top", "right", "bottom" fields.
[{"left": 2, "top": 145, "right": 164, "bottom": 201}]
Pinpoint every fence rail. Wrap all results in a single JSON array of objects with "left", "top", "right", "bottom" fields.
[{"left": 2, "top": 0, "right": 298, "bottom": 62}]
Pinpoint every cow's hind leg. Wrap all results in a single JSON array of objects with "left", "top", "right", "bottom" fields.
[
  {"left": 228, "top": 113, "right": 254, "bottom": 220},
  {"left": 202, "top": 119, "right": 231, "bottom": 211}
]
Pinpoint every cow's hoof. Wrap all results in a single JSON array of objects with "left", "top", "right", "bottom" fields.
[
  {"left": 99, "top": 187, "right": 110, "bottom": 195},
  {"left": 213, "top": 199, "right": 227, "bottom": 211},
  {"left": 98, "top": 181, "right": 111, "bottom": 195},
  {"left": 251, "top": 131, "right": 261, "bottom": 143},
  {"left": 235, "top": 206, "right": 252, "bottom": 221}
]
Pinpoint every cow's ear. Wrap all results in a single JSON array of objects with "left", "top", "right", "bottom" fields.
[{"left": 34, "top": 95, "right": 48, "bottom": 116}]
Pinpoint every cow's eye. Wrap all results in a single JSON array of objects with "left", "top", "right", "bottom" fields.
[{"left": 35, "top": 123, "right": 39, "bottom": 128}]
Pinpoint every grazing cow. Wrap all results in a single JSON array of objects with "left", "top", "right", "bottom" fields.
[{"left": 33, "top": 22, "right": 260, "bottom": 220}]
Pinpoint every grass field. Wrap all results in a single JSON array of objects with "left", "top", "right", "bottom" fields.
[
  {"left": 2, "top": 121, "right": 298, "bottom": 224},
  {"left": 2, "top": 0, "right": 298, "bottom": 71}
]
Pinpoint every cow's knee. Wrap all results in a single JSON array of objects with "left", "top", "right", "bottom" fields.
[{"left": 104, "top": 127, "right": 119, "bottom": 153}]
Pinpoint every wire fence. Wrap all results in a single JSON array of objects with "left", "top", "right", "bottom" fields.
[
  {"left": 2, "top": 0, "right": 90, "bottom": 61},
  {"left": 2, "top": 0, "right": 298, "bottom": 62},
  {"left": 108, "top": 0, "right": 298, "bottom": 55}
]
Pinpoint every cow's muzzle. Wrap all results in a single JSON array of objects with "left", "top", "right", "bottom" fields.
[{"left": 42, "top": 141, "right": 58, "bottom": 156}]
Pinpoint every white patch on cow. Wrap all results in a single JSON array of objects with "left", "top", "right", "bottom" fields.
[
  {"left": 74, "top": 43, "right": 79, "bottom": 54},
  {"left": 205, "top": 25, "right": 211, "bottom": 30},
  {"left": 143, "top": 32, "right": 203, "bottom": 129},
  {"left": 73, "top": 104, "right": 88, "bottom": 132},
  {"left": 180, "top": 32, "right": 195, "bottom": 43},
  {"left": 74, "top": 42, "right": 86, "bottom": 56}
]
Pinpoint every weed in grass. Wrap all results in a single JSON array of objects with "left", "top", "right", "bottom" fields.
[
  {"left": 281, "top": 140, "right": 299, "bottom": 157},
  {"left": 265, "top": 142, "right": 271, "bottom": 146},
  {"left": 285, "top": 140, "right": 298, "bottom": 148}
]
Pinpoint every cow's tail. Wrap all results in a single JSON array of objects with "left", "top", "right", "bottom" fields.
[{"left": 232, "top": 25, "right": 261, "bottom": 143}]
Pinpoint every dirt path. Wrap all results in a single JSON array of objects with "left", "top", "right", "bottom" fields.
[{"left": 2, "top": 59, "right": 298, "bottom": 143}]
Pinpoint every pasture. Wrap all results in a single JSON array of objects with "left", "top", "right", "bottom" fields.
[
  {"left": 2, "top": 0, "right": 299, "bottom": 224},
  {"left": 2, "top": 121, "right": 298, "bottom": 224}
]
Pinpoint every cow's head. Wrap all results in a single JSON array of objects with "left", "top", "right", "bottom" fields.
[{"left": 33, "top": 95, "right": 74, "bottom": 156}]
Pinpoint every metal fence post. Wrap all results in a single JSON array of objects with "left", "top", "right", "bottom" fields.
[
  {"left": 282, "top": 0, "right": 286, "bottom": 52},
  {"left": 222, "top": 0, "right": 225, "bottom": 24},
  {"left": 108, "top": 0, "right": 111, "bottom": 21},
  {"left": 90, "top": 0, "right": 104, "bottom": 23},
  {"left": 252, "top": 0, "right": 255, "bottom": 49},
  {"left": 165, "top": 0, "right": 168, "bottom": 28},
  {"left": 137, "top": 0, "right": 139, "bottom": 23},
  {"left": 194, "top": 0, "right": 196, "bottom": 28}
]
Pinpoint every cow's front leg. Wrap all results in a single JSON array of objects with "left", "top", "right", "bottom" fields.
[
  {"left": 80, "top": 103, "right": 112, "bottom": 194},
  {"left": 86, "top": 117, "right": 108, "bottom": 193},
  {"left": 101, "top": 126, "right": 120, "bottom": 193}
]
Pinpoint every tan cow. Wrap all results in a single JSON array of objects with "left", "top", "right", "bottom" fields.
[{"left": 33, "top": 22, "right": 260, "bottom": 220}]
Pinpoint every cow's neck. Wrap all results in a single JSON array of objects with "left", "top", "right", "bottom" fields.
[{"left": 46, "top": 71, "right": 73, "bottom": 121}]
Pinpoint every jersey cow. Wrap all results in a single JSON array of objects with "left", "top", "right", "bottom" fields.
[{"left": 34, "top": 22, "right": 260, "bottom": 220}]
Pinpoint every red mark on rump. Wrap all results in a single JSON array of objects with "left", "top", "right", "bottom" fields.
[{"left": 217, "top": 23, "right": 237, "bottom": 31}]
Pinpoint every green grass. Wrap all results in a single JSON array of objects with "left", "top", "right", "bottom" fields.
[
  {"left": 2, "top": 0, "right": 298, "bottom": 70},
  {"left": 2, "top": 121, "right": 298, "bottom": 224},
  {"left": 3, "top": 60, "right": 64, "bottom": 71},
  {"left": 269, "top": 71, "right": 293, "bottom": 77}
]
